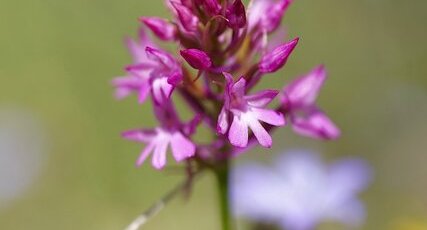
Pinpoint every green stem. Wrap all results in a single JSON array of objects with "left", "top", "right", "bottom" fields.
[{"left": 215, "top": 160, "right": 231, "bottom": 230}]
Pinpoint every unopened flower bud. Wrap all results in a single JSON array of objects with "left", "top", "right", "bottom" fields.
[
  {"left": 180, "top": 49, "right": 212, "bottom": 70},
  {"left": 170, "top": 1, "right": 199, "bottom": 32},
  {"left": 259, "top": 37, "right": 299, "bottom": 73},
  {"left": 200, "top": 0, "right": 222, "bottom": 15},
  {"left": 226, "top": 0, "right": 247, "bottom": 29}
]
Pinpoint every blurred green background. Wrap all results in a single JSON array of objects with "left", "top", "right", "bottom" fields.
[{"left": 1, "top": 0, "right": 427, "bottom": 229}]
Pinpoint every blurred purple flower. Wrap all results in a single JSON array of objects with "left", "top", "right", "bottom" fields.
[
  {"left": 231, "top": 150, "right": 372, "bottom": 230},
  {"left": 0, "top": 108, "right": 47, "bottom": 208}
]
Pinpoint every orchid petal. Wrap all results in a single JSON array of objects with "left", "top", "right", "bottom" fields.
[
  {"left": 152, "top": 140, "right": 169, "bottom": 169},
  {"left": 232, "top": 77, "right": 247, "bottom": 98},
  {"left": 145, "top": 46, "right": 177, "bottom": 68},
  {"left": 291, "top": 108, "right": 341, "bottom": 140},
  {"left": 217, "top": 107, "right": 230, "bottom": 134},
  {"left": 170, "top": 1, "right": 199, "bottom": 32},
  {"left": 140, "top": 17, "right": 177, "bottom": 41},
  {"left": 229, "top": 115, "right": 249, "bottom": 147},
  {"left": 245, "top": 89, "right": 279, "bottom": 107},
  {"left": 122, "top": 129, "right": 156, "bottom": 142},
  {"left": 284, "top": 65, "right": 326, "bottom": 107},
  {"left": 246, "top": 116, "right": 272, "bottom": 148},
  {"left": 171, "top": 132, "right": 196, "bottom": 161},
  {"left": 251, "top": 108, "right": 285, "bottom": 126},
  {"left": 136, "top": 142, "right": 156, "bottom": 166}
]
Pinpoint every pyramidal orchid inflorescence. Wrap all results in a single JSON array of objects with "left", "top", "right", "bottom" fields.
[{"left": 113, "top": 0, "right": 340, "bottom": 170}]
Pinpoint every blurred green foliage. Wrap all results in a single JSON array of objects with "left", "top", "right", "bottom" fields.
[{"left": 0, "top": 0, "right": 426, "bottom": 229}]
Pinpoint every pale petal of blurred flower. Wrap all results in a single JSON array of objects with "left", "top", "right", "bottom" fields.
[
  {"left": 231, "top": 150, "right": 372, "bottom": 230},
  {"left": 0, "top": 108, "right": 47, "bottom": 208}
]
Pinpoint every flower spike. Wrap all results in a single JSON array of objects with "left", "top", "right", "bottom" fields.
[{"left": 114, "top": 0, "right": 340, "bottom": 173}]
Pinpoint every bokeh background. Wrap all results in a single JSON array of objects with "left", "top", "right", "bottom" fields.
[{"left": 1, "top": 0, "right": 426, "bottom": 229}]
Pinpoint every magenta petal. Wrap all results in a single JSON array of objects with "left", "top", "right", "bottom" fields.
[
  {"left": 125, "top": 28, "right": 157, "bottom": 64},
  {"left": 137, "top": 81, "right": 151, "bottom": 103},
  {"left": 200, "top": 0, "right": 222, "bottom": 15},
  {"left": 245, "top": 89, "right": 279, "bottom": 107},
  {"left": 265, "top": 0, "right": 292, "bottom": 32},
  {"left": 247, "top": 118, "right": 272, "bottom": 148},
  {"left": 179, "top": 0, "right": 193, "bottom": 8},
  {"left": 114, "top": 87, "right": 132, "bottom": 100},
  {"left": 170, "top": 132, "right": 196, "bottom": 161},
  {"left": 111, "top": 76, "right": 134, "bottom": 100},
  {"left": 140, "top": 17, "right": 177, "bottom": 41},
  {"left": 112, "top": 75, "right": 148, "bottom": 101},
  {"left": 122, "top": 129, "right": 156, "bottom": 142},
  {"left": 229, "top": 115, "right": 249, "bottom": 147},
  {"left": 291, "top": 109, "right": 341, "bottom": 140},
  {"left": 251, "top": 108, "right": 285, "bottom": 126},
  {"left": 217, "top": 107, "right": 229, "bottom": 134},
  {"left": 125, "top": 37, "right": 145, "bottom": 64},
  {"left": 223, "top": 72, "right": 234, "bottom": 86},
  {"left": 283, "top": 65, "right": 326, "bottom": 107},
  {"left": 152, "top": 77, "right": 172, "bottom": 103},
  {"left": 259, "top": 37, "right": 299, "bottom": 73},
  {"left": 145, "top": 46, "right": 177, "bottom": 68},
  {"left": 170, "top": 1, "right": 199, "bottom": 32},
  {"left": 136, "top": 142, "right": 155, "bottom": 167},
  {"left": 152, "top": 141, "right": 169, "bottom": 169},
  {"left": 232, "top": 77, "right": 247, "bottom": 98},
  {"left": 223, "top": 72, "right": 235, "bottom": 106},
  {"left": 248, "top": 0, "right": 292, "bottom": 33}
]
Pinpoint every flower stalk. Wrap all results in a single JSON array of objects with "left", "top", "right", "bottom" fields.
[{"left": 214, "top": 159, "right": 232, "bottom": 230}]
